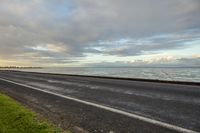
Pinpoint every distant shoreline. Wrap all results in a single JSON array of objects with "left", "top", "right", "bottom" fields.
[{"left": 0, "top": 67, "right": 43, "bottom": 69}]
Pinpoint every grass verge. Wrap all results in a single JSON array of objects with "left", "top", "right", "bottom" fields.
[{"left": 0, "top": 92, "right": 64, "bottom": 133}]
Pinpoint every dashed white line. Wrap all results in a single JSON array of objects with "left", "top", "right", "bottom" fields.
[{"left": 0, "top": 77, "right": 197, "bottom": 133}]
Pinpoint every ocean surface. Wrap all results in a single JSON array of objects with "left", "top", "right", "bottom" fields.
[{"left": 18, "top": 67, "right": 200, "bottom": 83}]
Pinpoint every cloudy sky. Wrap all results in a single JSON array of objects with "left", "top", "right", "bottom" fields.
[{"left": 0, "top": 0, "right": 200, "bottom": 67}]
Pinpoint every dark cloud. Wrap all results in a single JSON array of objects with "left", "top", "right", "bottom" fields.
[{"left": 86, "top": 30, "right": 200, "bottom": 56}]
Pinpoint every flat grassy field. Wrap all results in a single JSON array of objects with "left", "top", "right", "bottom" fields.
[{"left": 0, "top": 92, "right": 64, "bottom": 133}]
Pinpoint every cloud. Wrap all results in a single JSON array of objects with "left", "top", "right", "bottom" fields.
[
  {"left": 0, "top": 0, "right": 200, "bottom": 66},
  {"left": 86, "top": 31, "right": 200, "bottom": 56},
  {"left": 192, "top": 54, "right": 200, "bottom": 58},
  {"left": 178, "top": 57, "right": 200, "bottom": 66},
  {"left": 29, "top": 43, "right": 67, "bottom": 53},
  {"left": 86, "top": 56, "right": 200, "bottom": 67}
]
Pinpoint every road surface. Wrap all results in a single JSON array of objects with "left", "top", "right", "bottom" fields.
[{"left": 0, "top": 70, "right": 199, "bottom": 133}]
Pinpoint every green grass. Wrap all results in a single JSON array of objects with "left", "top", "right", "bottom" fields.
[{"left": 0, "top": 92, "right": 63, "bottom": 133}]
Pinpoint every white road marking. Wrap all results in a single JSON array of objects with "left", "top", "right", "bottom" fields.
[{"left": 0, "top": 77, "right": 197, "bottom": 133}]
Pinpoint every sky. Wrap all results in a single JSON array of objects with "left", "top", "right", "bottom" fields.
[{"left": 0, "top": 0, "right": 200, "bottom": 67}]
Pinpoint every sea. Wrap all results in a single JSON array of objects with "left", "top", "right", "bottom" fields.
[{"left": 18, "top": 67, "right": 200, "bottom": 83}]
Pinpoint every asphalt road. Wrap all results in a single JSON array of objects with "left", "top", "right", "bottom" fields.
[{"left": 0, "top": 70, "right": 200, "bottom": 133}]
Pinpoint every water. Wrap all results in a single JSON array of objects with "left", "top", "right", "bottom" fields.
[{"left": 18, "top": 67, "right": 200, "bottom": 83}]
